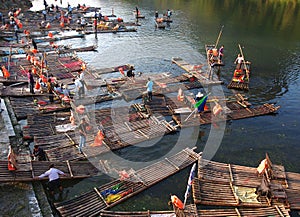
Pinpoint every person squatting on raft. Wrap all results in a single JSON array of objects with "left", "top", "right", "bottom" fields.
[
  {"left": 32, "top": 145, "right": 46, "bottom": 161},
  {"left": 126, "top": 66, "right": 135, "bottom": 82},
  {"left": 35, "top": 164, "right": 67, "bottom": 196}
]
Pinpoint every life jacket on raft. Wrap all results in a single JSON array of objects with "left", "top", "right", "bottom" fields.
[{"left": 171, "top": 195, "right": 184, "bottom": 209}]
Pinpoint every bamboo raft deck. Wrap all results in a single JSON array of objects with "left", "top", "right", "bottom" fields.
[
  {"left": 172, "top": 57, "right": 223, "bottom": 85},
  {"left": 22, "top": 104, "right": 177, "bottom": 161},
  {"left": 171, "top": 102, "right": 280, "bottom": 128},
  {"left": 32, "top": 33, "right": 85, "bottom": 44},
  {"left": 0, "top": 160, "right": 99, "bottom": 182},
  {"left": 205, "top": 44, "right": 225, "bottom": 67},
  {"left": 9, "top": 96, "right": 70, "bottom": 121},
  {"left": 106, "top": 72, "right": 213, "bottom": 102},
  {"left": 56, "top": 45, "right": 97, "bottom": 54},
  {"left": 0, "top": 86, "right": 46, "bottom": 97},
  {"left": 197, "top": 205, "right": 290, "bottom": 217},
  {"left": 54, "top": 148, "right": 201, "bottom": 217},
  {"left": 0, "top": 52, "right": 91, "bottom": 86},
  {"left": 97, "top": 204, "right": 290, "bottom": 217},
  {"left": 98, "top": 204, "right": 197, "bottom": 217},
  {"left": 155, "top": 19, "right": 166, "bottom": 29},
  {"left": 192, "top": 155, "right": 300, "bottom": 210}
]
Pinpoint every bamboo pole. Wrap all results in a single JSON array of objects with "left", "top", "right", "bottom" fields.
[
  {"left": 235, "top": 208, "right": 241, "bottom": 217},
  {"left": 215, "top": 25, "right": 224, "bottom": 49},
  {"left": 66, "top": 160, "right": 74, "bottom": 178},
  {"left": 238, "top": 44, "right": 249, "bottom": 81},
  {"left": 275, "top": 205, "right": 285, "bottom": 217}
]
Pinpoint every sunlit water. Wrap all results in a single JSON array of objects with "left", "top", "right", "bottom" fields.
[{"left": 28, "top": 0, "right": 300, "bottom": 213}]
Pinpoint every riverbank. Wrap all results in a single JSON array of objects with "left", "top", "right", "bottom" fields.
[
  {"left": 0, "top": 0, "right": 53, "bottom": 214},
  {"left": 0, "top": 96, "right": 50, "bottom": 216}
]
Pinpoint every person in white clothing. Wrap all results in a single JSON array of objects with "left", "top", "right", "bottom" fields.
[
  {"left": 234, "top": 54, "right": 244, "bottom": 69},
  {"left": 36, "top": 164, "right": 67, "bottom": 195},
  {"left": 78, "top": 71, "right": 85, "bottom": 95},
  {"left": 73, "top": 77, "right": 84, "bottom": 99}
]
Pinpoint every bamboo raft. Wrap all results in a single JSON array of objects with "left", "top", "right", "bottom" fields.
[
  {"left": 0, "top": 160, "right": 99, "bottom": 182},
  {"left": 56, "top": 45, "right": 98, "bottom": 54},
  {"left": 205, "top": 44, "right": 224, "bottom": 67},
  {"left": 197, "top": 205, "right": 290, "bottom": 217},
  {"left": 0, "top": 52, "right": 90, "bottom": 86},
  {"left": 0, "top": 86, "right": 46, "bottom": 97},
  {"left": 23, "top": 112, "right": 77, "bottom": 140},
  {"left": 192, "top": 155, "right": 300, "bottom": 210},
  {"left": 9, "top": 96, "right": 70, "bottom": 121},
  {"left": 54, "top": 148, "right": 201, "bottom": 217},
  {"left": 21, "top": 104, "right": 176, "bottom": 161},
  {"left": 171, "top": 103, "right": 280, "bottom": 128},
  {"left": 97, "top": 204, "right": 290, "bottom": 217},
  {"left": 33, "top": 33, "right": 85, "bottom": 44},
  {"left": 172, "top": 57, "right": 223, "bottom": 85},
  {"left": 155, "top": 19, "right": 166, "bottom": 29},
  {"left": 98, "top": 204, "right": 197, "bottom": 217},
  {"left": 107, "top": 72, "right": 216, "bottom": 102},
  {"left": 0, "top": 48, "right": 26, "bottom": 56},
  {"left": 227, "top": 61, "right": 251, "bottom": 91},
  {"left": 94, "top": 64, "right": 132, "bottom": 76}
]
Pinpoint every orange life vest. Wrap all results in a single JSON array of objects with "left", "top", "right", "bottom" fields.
[{"left": 171, "top": 195, "right": 184, "bottom": 209}]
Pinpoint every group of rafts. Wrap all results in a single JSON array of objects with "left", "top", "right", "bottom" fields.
[
  {"left": 0, "top": 6, "right": 294, "bottom": 217},
  {"left": 205, "top": 25, "right": 251, "bottom": 91}
]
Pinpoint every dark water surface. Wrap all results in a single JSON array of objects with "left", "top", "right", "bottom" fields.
[{"left": 31, "top": 0, "right": 300, "bottom": 212}]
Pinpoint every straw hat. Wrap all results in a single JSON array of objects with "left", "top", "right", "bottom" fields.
[{"left": 196, "top": 92, "right": 203, "bottom": 98}]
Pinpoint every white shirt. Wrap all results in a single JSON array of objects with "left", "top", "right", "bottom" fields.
[
  {"left": 237, "top": 56, "right": 244, "bottom": 64},
  {"left": 74, "top": 78, "right": 83, "bottom": 88},
  {"left": 79, "top": 72, "right": 84, "bottom": 81},
  {"left": 39, "top": 168, "right": 65, "bottom": 181}
]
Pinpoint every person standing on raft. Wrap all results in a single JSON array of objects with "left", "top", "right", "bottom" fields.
[
  {"left": 27, "top": 69, "right": 35, "bottom": 94},
  {"left": 35, "top": 164, "right": 67, "bottom": 196}
]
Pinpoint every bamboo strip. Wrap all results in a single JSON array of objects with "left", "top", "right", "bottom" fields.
[
  {"left": 229, "top": 164, "right": 234, "bottom": 183},
  {"left": 124, "top": 122, "right": 132, "bottom": 131},
  {"left": 275, "top": 205, "right": 285, "bottom": 217},
  {"left": 230, "top": 182, "right": 240, "bottom": 205},
  {"left": 66, "top": 160, "right": 73, "bottom": 178},
  {"left": 93, "top": 187, "right": 109, "bottom": 208},
  {"left": 164, "top": 158, "right": 180, "bottom": 170},
  {"left": 64, "top": 132, "right": 76, "bottom": 145},
  {"left": 136, "top": 129, "right": 149, "bottom": 139},
  {"left": 235, "top": 208, "right": 241, "bottom": 217}
]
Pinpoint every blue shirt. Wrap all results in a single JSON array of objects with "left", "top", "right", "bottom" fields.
[{"left": 146, "top": 80, "right": 153, "bottom": 92}]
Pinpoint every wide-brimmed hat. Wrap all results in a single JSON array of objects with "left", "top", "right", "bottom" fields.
[{"left": 196, "top": 92, "right": 203, "bottom": 98}]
